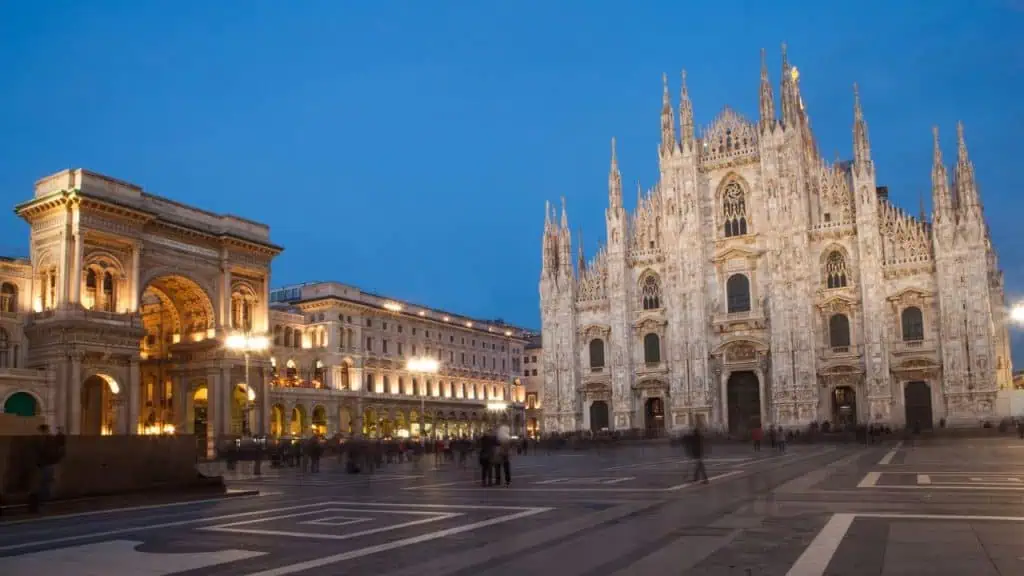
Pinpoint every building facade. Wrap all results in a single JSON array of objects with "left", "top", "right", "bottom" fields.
[
  {"left": 540, "top": 48, "right": 1014, "bottom": 434},
  {"left": 266, "top": 282, "right": 530, "bottom": 439},
  {"left": 522, "top": 334, "right": 543, "bottom": 437},
  {"left": 0, "top": 169, "right": 530, "bottom": 445},
  {"left": 0, "top": 169, "right": 280, "bottom": 450}
]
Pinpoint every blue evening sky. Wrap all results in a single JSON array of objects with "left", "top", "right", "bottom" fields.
[{"left": 1, "top": 2, "right": 1022, "bottom": 361}]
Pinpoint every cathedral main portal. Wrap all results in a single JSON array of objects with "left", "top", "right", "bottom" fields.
[{"left": 726, "top": 371, "right": 761, "bottom": 435}]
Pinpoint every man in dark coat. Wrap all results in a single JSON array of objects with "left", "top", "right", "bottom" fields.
[{"left": 688, "top": 426, "right": 709, "bottom": 484}]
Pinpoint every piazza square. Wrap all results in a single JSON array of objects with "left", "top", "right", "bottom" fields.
[{"left": 0, "top": 4, "right": 1022, "bottom": 576}]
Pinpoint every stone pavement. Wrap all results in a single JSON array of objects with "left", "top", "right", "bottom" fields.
[{"left": 1, "top": 438, "right": 1023, "bottom": 575}]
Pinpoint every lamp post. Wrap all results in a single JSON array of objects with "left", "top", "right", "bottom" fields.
[
  {"left": 1011, "top": 302, "right": 1024, "bottom": 325},
  {"left": 226, "top": 333, "right": 269, "bottom": 437},
  {"left": 406, "top": 356, "right": 440, "bottom": 441}
]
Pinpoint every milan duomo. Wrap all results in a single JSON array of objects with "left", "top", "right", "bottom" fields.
[{"left": 539, "top": 47, "right": 1013, "bottom": 435}]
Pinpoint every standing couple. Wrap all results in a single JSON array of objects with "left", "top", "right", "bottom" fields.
[{"left": 479, "top": 424, "right": 512, "bottom": 487}]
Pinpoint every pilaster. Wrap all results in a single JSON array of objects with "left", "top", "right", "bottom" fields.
[{"left": 127, "top": 359, "right": 140, "bottom": 434}]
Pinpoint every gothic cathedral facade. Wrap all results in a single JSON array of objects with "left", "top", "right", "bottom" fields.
[{"left": 539, "top": 48, "right": 1013, "bottom": 434}]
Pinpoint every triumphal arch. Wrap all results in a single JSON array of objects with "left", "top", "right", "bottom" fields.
[{"left": 15, "top": 169, "right": 281, "bottom": 450}]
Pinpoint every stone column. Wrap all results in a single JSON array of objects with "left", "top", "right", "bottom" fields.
[
  {"left": 130, "top": 242, "right": 142, "bottom": 312},
  {"left": 69, "top": 205, "right": 84, "bottom": 305},
  {"left": 69, "top": 353, "right": 82, "bottom": 434},
  {"left": 718, "top": 369, "right": 729, "bottom": 432},
  {"left": 205, "top": 370, "right": 220, "bottom": 457},
  {"left": 353, "top": 398, "right": 364, "bottom": 438},
  {"left": 260, "top": 274, "right": 270, "bottom": 333},
  {"left": 282, "top": 403, "right": 292, "bottom": 437},
  {"left": 220, "top": 366, "right": 234, "bottom": 435},
  {"left": 127, "top": 360, "right": 141, "bottom": 434},
  {"left": 257, "top": 366, "right": 269, "bottom": 435},
  {"left": 219, "top": 251, "right": 232, "bottom": 330},
  {"left": 58, "top": 211, "right": 71, "bottom": 307},
  {"left": 173, "top": 374, "right": 188, "bottom": 433}
]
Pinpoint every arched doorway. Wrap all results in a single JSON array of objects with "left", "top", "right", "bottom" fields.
[
  {"left": 270, "top": 404, "right": 285, "bottom": 436},
  {"left": 726, "top": 371, "right": 761, "bottom": 435},
  {"left": 82, "top": 374, "right": 119, "bottom": 435},
  {"left": 291, "top": 405, "right": 306, "bottom": 436},
  {"left": 589, "top": 401, "right": 610, "bottom": 432},
  {"left": 832, "top": 386, "right": 857, "bottom": 429},
  {"left": 311, "top": 405, "right": 328, "bottom": 436},
  {"left": 644, "top": 397, "right": 665, "bottom": 436},
  {"left": 139, "top": 274, "right": 217, "bottom": 439},
  {"left": 192, "top": 385, "right": 209, "bottom": 451},
  {"left": 904, "top": 381, "right": 933, "bottom": 430}
]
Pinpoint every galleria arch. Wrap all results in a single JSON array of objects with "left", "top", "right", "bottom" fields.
[{"left": 14, "top": 169, "right": 280, "bottom": 451}]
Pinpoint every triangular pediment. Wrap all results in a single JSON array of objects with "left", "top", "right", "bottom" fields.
[
  {"left": 887, "top": 287, "right": 935, "bottom": 302},
  {"left": 711, "top": 245, "right": 762, "bottom": 263}
]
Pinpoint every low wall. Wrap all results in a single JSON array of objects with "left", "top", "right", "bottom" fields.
[{"left": 1, "top": 434, "right": 210, "bottom": 501}]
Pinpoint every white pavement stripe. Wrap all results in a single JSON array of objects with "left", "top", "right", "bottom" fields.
[
  {"left": 0, "top": 539, "right": 266, "bottom": 576},
  {"left": 877, "top": 442, "right": 902, "bottom": 465},
  {"left": 0, "top": 493, "right": 269, "bottom": 527},
  {"left": 0, "top": 501, "right": 332, "bottom": 553},
  {"left": 206, "top": 511, "right": 462, "bottom": 540},
  {"left": 917, "top": 475, "right": 931, "bottom": 485},
  {"left": 240, "top": 507, "right": 551, "bottom": 576},
  {"left": 785, "top": 513, "right": 855, "bottom": 576},
  {"left": 856, "top": 472, "right": 880, "bottom": 488}
]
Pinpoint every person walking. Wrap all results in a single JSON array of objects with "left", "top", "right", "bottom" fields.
[
  {"left": 479, "top": 429, "right": 496, "bottom": 486},
  {"left": 28, "top": 424, "right": 64, "bottom": 513},
  {"left": 494, "top": 424, "right": 512, "bottom": 486},
  {"left": 688, "top": 426, "right": 709, "bottom": 484},
  {"left": 751, "top": 424, "right": 763, "bottom": 452}
]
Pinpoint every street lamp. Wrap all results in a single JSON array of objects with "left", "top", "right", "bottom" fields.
[
  {"left": 1011, "top": 302, "right": 1024, "bottom": 325},
  {"left": 406, "top": 356, "right": 440, "bottom": 441},
  {"left": 226, "top": 333, "right": 270, "bottom": 436}
]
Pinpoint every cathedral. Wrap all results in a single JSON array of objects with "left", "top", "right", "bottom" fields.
[{"left": 539, "top": 47, "right": 1014, "bottom": 435}]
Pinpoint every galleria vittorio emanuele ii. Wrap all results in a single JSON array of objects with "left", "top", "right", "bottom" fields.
[{"left": 540, "top": 48, "right": 1014, "bottom": 435}]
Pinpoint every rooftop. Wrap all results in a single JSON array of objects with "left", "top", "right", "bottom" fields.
[{"left": 271, "top": 281, "right": 534, "bottom": 340}]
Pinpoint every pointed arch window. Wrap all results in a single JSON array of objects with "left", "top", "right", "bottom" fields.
[
  {"left": 641, "top": 274, "right": 661, "bottom": 310},
  {"left": 643, "top": 333, "right": 661, "bottom": 364},
  {"left": 825, "top": 251, "right": 849, "bottom": 289},
  {"left": 722, "top": 181, "right": 748, "bottom": 237},
  {"left": 901, "top": 307, "right": 924, "bottom": 341},
  {"left": 828, "top": 314, "right": 851, "bottom": 349},
  {"left": 589, "top": 338, "right": 605, "bottom": 370},
  {"left": 726, "top": 274, "right": 751, "bottom": 313},
  {"left": 0, "top": 282, "right": 16, "bottom": 313}
]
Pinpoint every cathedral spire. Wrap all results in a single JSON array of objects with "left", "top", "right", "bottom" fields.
[
  {"left": 852, "top": 83, "right": 872, "bottom": 173},
  {"left": 780, "top": 43, "right": 796, "bottom": 127},
  {"left": 560, "top": 196, "right": 568, "bottom": 230},
  {"left": 759, "top": 48, "right": 776, "bottom": 130},
  {"left": 660, "top": 73, "right": 677, "bottom": 155},
  {"left": 559, "top": 197, "right": 572, "bottom": 278},
  {"left": 576, "top": 227, "right": 585, "bottom": 273},
  {"left": 679, "top": 69, "right": 695, "bottom": 150},
  {"left": 931, "top": 126, "right": 954, "bottom": 223},
  {"left": 608, "top": 137, "right": 622, "bottom": 210},
  {"left": 954, "top": 121, "right": 981, "bottom": 213}
]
